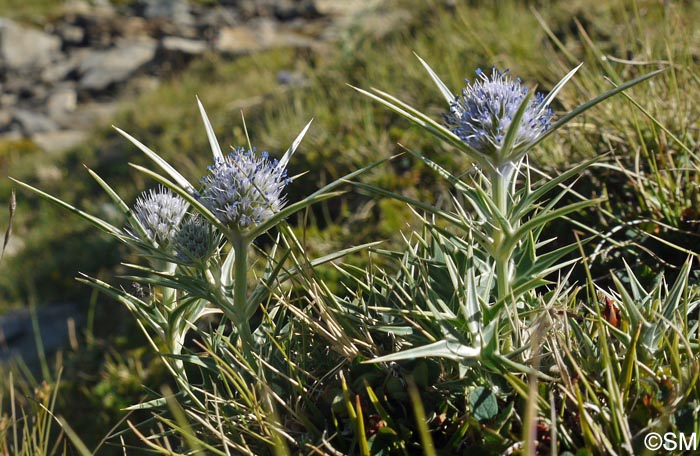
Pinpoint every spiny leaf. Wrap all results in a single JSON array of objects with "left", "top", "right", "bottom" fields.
[
  {"left": 365, "top": 338, "right": 481, "bottom": 364},
  {"left": 197, "top": 96, "right": 223, "bottom": 162}
]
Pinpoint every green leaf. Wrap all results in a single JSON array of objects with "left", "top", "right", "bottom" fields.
[
  {"left": 85, "top": 166, "right": 152, "bottom": 242},
  {"left": 512, "top": 156, "right": 600, "bottom": 220},
  {"left": 663, "top": 258, "right": 691, "bottom": 322},
  {"left": 401, "top": 147, "right": 472, "bottom": 198},
  {"left": 408, "top": 382, "right": 437, "bottom": 456},
  {"left": 125, "top": 397, "right": 168, "bottom": 411},
  {"left": 197, "top": 96, "right": 223, "bottom": 162},
  {"left": 364, "top": 383, "right": 396, "bottom": 430},
  {"left": 280, "top": 119, "right": 313, "bottom": 170},
  {"left": 115, "top": 126, "right": 194, "bottom": 192},
  {"left": 165, "top": 353, "right": 218, "bottom": 372},
  {"left": 365, "top": 338, "right": 481, "bottom": 364},
  {"left": 10, "top": 178, "right": 125, "bottom": 239},
  {"left": 531, "top": 68, "right": 667, "bottom": 149},
  {"left": 415, "top": 53, "right": 455, "bottom": 105},
  {"left": 350, "top": 84, "right": 489, "bottom": 167},
  {"left": 611, "top": 271, "right": 646, "bottom": 329},
  {"left": 463, "top": 247, "right": 483, "bottom": 340},
  {"left": 247, "top": 190, "right": 344, "bottom": 240},
  {"left": 503, "top": 198, "right": 603, "bottom": 256},
  {"left": 469, "top": 386, "right": 498, "bottom": 422},
  {"left": 538, "top": 63, "right": 583, "bottom": 112},
  {"left": 619, "top": 322, "right": 641, "bottom": 400},
  {"left": 76, "top": 274, "right": 165, "bottom": 329},
  {"left": 499, "top": 88, "right": 534, "bottom": 163},
  {"left": 221, "top": 243, "right": 236, "bottom": 288}
]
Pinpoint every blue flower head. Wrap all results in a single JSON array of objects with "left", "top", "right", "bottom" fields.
[
  {"left": 445, "top": 67, "right": 553, "bottom": 162},
  {"left": 132, "top": 186, "right": 188, "bottom": 247},
  {"left": 199, "top": 147, "right": 291, "bottom": 230}
]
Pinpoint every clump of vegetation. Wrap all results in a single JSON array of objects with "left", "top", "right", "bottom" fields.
[{"left": 2, "top": 0, "right": 699, "bottom": 454}]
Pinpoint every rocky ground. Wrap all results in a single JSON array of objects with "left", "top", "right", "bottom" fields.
[{"left": 0, "top": 0, "right": 385, "bottom": 154}]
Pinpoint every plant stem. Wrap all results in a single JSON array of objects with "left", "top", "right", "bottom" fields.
[
  {"left": 160, "top": 261, "right": 178, "bottom": 310},
  {"left": 231, "top": 232, "right": 256, "bottom": 361},
  {"left": 491, "top": 164, "right": 514, "bottom": 303}
]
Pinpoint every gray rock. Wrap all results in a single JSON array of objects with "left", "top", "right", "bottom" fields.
[
  {"left": 0, "top": 92, "right": 17, "bottom": 109},
  {"left": 73, "top": 11, "right": 125, "bottom": 49},
  {"left": 215, "top": 23, "right": 265, "bottom": 54},
  {"left": 216, "top": 19, "right": 313, "bottom": 55},
  {"left": 56, "top": 23, "right": 85, "bottom": 46},
  {"left": 162, "top": 36, "right": 208, "bottom": 55},
  {"left": 3, "top": 76, "right": 46, "bottom": 100},
  {"left": 315, "top": 0, "right": 381, "bottom": 16},
  {"left": 78, "top": 38, "right": 157, "bottom": 91},
  {"left": 47, "top": 86, "right": 78, "bottom": 120},
  {"left": 274, "top": 0, "right": 320, "bottom": 20},
  {"left": 32, "top": 130, "right": 88, "bottom": 154},
  {"left": 143, "top": 0, "right": 194, "bottom": 26},
  {"left": 41, "top": 49, "right": 91, "bottom": 83},
  {"left": 198, "top": 6, "right": 240, "bottom": 29},
  {"left": 0, "top": 109, "right": 13, "bottom": 130},
  {"left": 0, "top": 303, "right": 84, "bottom": 369},
  {"left": 0, "top": 19, "right": 62, "bottom": 71},
  {"left": 13, "top": 109, "right": 58, "bottom": 135}
]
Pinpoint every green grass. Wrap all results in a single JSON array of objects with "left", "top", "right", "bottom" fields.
[
  {"left": 1, "top": 0, "right": 700, "bottom": 453},
  {"left": 0, "top": 0, "right": 65, "bottom": 22}
]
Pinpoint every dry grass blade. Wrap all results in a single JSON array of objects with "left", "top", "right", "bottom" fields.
[{"left": 2, "top": 189, "right": 16, "bottom": 261}]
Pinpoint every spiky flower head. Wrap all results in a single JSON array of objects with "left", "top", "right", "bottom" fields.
[
  {"left": 174, "top": 216, "right": 212, "bottom": 264},
  {"left": 199, "top": 147, "right": 290, "bottom": 231},
  {"left": 445, "top": 67, "right": 553, "bottom": 164},
  {"left": 132, "top": 186, "right": 188, "bottom": 247}
]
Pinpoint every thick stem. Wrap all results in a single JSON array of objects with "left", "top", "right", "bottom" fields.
[
  {"left": 160, "top": 261, "right": 178, "bottom": 310},
  {"left": 490, "top": 164, "right": 514, "bottom": 303},
  {"left": 231, "top": 232, "right": 256, "bottom": 361}
]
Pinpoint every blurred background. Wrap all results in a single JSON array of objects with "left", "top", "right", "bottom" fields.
[{"left": 0, "top": 0, "right": 698, "bottom": 451}]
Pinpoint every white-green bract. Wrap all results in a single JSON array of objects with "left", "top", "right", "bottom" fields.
[
  {"left": 198, "top": 148, "right": 291, "bottom": 231},
  {"left": 445, "top": 67, "right": 553, "bottom": 158},
  {"left": 132, "top": 186, "right": 188, "bottom": 246}
]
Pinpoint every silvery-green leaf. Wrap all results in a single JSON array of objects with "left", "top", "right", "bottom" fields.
[
  {"left": 115, "top": 127, "right": 194, "bottom": 192},
  {"left": 415, "top": 53, "right": 455, "bottom": 105},
  {"left": 197, "top": 96, "right": 223, "bottom": 162},
  {"left": 280, "top": 119, "right": 313, "bottom": 170},
  {"left": 365, "top": 339, "right": 481, "bottom": 364}
]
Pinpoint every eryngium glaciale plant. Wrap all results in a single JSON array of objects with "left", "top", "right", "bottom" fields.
[
  {"left": 352, "top": 56, "right": 664, "bottom": 372},
  {"left": 10, "top": 97, "right": 361, "bottom": 410}
]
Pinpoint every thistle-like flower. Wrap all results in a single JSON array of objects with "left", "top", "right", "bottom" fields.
[
  {"left": 445, "top": 67, "right": 553, "bottom": 164},
  {"left": 174, "top": 216, "right": 212, "bottom": 264},
  {"left": 199, "top": 147, "right": 290, "bottom": 230},
  {"left": 132, "top": 186, "right": 188, "bottom": 246}
]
